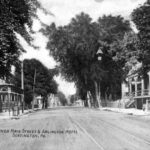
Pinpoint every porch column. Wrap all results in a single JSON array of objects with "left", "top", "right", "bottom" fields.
[
  {"left": 148, "top": 72, "right": 150, "bottom": 95},
  {"left": 141, "top": 79, "right": 144, "bottom": 96},
  {"left": 134, "top": 77, "right": 138, "bottom": 97},
  {"left": 129, "top": 78, "right": 132, "bottom": 96},
  {"left": 0, "top": 94, "right": 2, "bottom": 112}
]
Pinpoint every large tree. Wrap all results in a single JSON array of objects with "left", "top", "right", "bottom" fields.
[
  {"left": 0, "top": 0, "right": 49, "bottom": 78},
  {"left": 12, "top": 59, "right": 58, "bottom": 107},
  {"left": 97, "top": 15, "right": 132, "bottom": 100},
  {"left": 43, "top": 13, "right": 131, "bottom": 107},
  {"left": 44, "top": 13, "right": 105, "bottom": 107},
  {"left": 132, "top": 0, "right": 150, "bottom": 75}
]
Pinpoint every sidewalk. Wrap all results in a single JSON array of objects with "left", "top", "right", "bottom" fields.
[
  {"left": 101, "top": 107, "right": 150, "bottom": 116},
  {"left": 0, "top": 109, "right": 35, "bottom": 120}
]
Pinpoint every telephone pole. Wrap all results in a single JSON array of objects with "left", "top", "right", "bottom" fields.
[
  {"left": 32, "top": 69, "right": 36, "bottom": 110},
  {"left": 21, "top": 60, "right": 24, "bottom": 113}
]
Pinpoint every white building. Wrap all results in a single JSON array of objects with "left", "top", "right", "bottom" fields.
[
  {"left": 34, "top": 95, "right": 43, "bottom": 109},
  {"left": 0, "top": 79, "right": 24, "bottom": 115},
  {"left": 74, "top": 99, "right": 84, "bottom": 107},
  {"left": 122, "top": 63, "right": 150, "bottom": 111}
]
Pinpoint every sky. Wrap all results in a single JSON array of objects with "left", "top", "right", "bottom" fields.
[{"left": 20, "top": 0, "right": 146, "bottom": 97}]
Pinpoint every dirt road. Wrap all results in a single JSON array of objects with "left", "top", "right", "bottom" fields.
[{"left": 0, "top": 107, "right": 150, "bottom": 150}]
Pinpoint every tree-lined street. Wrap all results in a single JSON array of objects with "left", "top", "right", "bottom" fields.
[
  {"left": 0, "top": 107, "right": 150, "bottom": 150},
  {"left": 1, "top": 0, "right": 150, "bottom": 108},
  {"left": 1, "top": 1, "right": 150, "bottom": 149}
]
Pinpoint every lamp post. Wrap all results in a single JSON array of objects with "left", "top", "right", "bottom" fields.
[
  {"left": 96, "top": 48, "right": 103, "bottom": 60},
  {"left": 95, "top": 47, "right": 103, "bottom": 108}
]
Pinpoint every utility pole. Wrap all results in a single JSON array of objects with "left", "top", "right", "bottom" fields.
[
  {"left": 21, "top": 61, "right": 24, "bottom": 113},
  {"left": 32, "top": 69, "right": 36, "bottom": 110}
]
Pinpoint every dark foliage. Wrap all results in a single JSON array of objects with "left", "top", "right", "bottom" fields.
[
  {"left": 132, "top": 0, "right": 150, "bottom": 74},
  {"left": 12, "top": 59, "right": 58, "bottom": 105},
  {"left": 0, "top": 0, "right": 47, "bottom": 78}
]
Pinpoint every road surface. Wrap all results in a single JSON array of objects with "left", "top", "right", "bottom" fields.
[{"left": 0, "top": 107, "right": 150, "bottom": 150}]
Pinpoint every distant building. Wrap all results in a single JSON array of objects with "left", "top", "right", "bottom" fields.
[
  {"left": 47, "top": 94, "right": 61, "bottom": 108},
  {"left": 74, "top": 99, "right": 84, "bottom": 107},
  {"left": 33, "top": 95, "right": 43, "bottom": 109}
]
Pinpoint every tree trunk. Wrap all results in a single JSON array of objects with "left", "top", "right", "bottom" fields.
[
  {"left": 84, "top": 100, "right": 88, "bottom": 107},
  {"left": 94, "top": 81, "right": 101, "bottom": 108},
  {"left": 98, "top": 82, "right": 101, "bottom": 107},
  {"left": 87, "top": 91, "right": 91, "bottom": 108},
  {"left": 90, "top": 89, "right": 96, "bottom": 107}
]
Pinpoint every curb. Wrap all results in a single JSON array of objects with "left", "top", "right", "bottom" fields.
[
  {"left": 0, "top": 109, "right": 37, "bottom": 120},
  {"left": 101, "top": 108, "right": 150, "bottom": 116}
]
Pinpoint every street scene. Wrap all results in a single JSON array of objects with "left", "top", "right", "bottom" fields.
[
  {"left": 0, "top": 107, "right": 150, "bottom": 150},
  {"left": 1, "top": 0, "right": 150, "bottom": 149}
]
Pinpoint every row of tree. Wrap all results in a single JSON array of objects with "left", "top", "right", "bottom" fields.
[
  {"left": 41, "top": 14, "right": 131, "bottom": 107},
  {"left": 12, "top": 59, "right": 58, "bottom": 108},
  {"left": 1, "top": 0, "right": 150, "bottom": 108},
  {"left": 41, "top": 0, "right": 150, "bottom": 107},
  {"left": 12, "top": 58, "right": 68, "bottom": 108}
]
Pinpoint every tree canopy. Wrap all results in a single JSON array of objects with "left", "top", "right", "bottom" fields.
[
  {"left": 0, "top": 0, "right": 48, "bottom": 78},
  {"left": 12, "top": 59, "right": 58, "bottom": 105},
  {"left": 42, "top": 13, "right": 132, "bottom": 107},
  {"left": 132, "top": 0, "right": 150, "bottom": 74}
]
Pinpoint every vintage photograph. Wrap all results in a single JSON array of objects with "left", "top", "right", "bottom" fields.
[{"left": 0, "top": 0, "right": 150, "bottom": 149}]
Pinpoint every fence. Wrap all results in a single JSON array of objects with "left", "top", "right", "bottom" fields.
[
  {"left": 123, "top": 89, "right": 150, "bottom": 98},
  {"left": 0, "top": 92, "right": 23, "bottom": 115},
  {"left": 101, "top": 99, "right": 126, "bottom": 108}
]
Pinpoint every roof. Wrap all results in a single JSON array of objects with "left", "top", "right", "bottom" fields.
[{"left": 127, "top": 62, "right": 142, "bottom": 78}]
